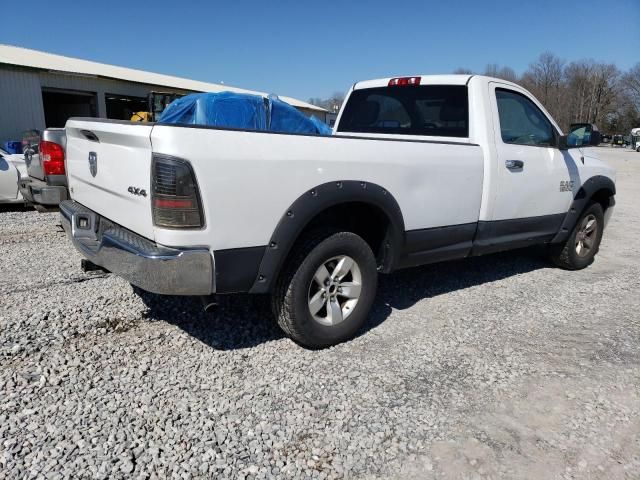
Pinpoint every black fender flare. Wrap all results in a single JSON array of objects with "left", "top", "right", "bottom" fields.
[
  {"left": 248, "top": 180, "right": 405, "bottom": 293},
  {"left": 552, "top": 175, "right": 616, "bottom": 244}
]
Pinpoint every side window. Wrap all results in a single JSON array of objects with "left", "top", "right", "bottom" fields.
[{"left": 496, "top": 89, "right": 555, "bottom": 146}]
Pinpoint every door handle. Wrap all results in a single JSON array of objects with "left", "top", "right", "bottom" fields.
[{"left": 505, "top": 160, "right": 524, "bottom": 170}]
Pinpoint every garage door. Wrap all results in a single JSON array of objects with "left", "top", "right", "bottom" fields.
[{"left": 42, "top": 88, "right": 97, "bottom": 128}]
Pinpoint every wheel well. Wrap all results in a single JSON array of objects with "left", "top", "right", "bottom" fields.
[
  {"left": 294, "top": 202, "right": 393, "bottom": 268},
  {"left": 249, "top": 181, "right": 405, "bottom": 294},
  {"left": 551, "top": 177, "right": 615, "bottom": 245},
  {"left": 590, "top": 188, "right": 614, "bottom": 211}
]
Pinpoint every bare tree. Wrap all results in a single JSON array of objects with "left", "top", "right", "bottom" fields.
[
  {"left": 589, "top": 63, "right": 620, "bottom": 125},
  {"left": 520, "top": 52, "right": 565, "bottom": 122},
  {"left": 562, "top": 61, "right": 620, "bottom": 127},
  {"left": 564, "top": 60, "right": 601, "bottom": 127},
  {"left": 453, "top": 68, "right": 474, "bottom": 74},
  {"left": 622, "top": 63, "right": 640, "bottom": 107},
  {"left": 617, "top": 63, "right": 640, "bottom": 132},
  {"left": 309, "top": 92, "right": 345, "bottom": 113},
  {"left": 484, "top": 64, "right": 518, "bottom": 82}
]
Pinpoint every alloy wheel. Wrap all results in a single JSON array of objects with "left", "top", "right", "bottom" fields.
[
  {"left": 308, "top": 255, "right": 362, "bottom": 326},
  {"left": 575, "top": 213, "right": 598, "bottom": 257}
]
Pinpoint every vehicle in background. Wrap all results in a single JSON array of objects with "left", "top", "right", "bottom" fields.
[
  {"left": 611, "top": 135, "right": 625, "bottom": 147},
  {"left": 0, "top": 146, "right": 28, "bottom": 204},
  {"left": 60, "top": 74, "right": 616, "bottom": 348},
  {"left": 631, "top": 128, "right": 640, "bottom": 151},
  {"left": 19, "top": 129, "right": 68, "bottom": 207},
  {"left": 600, "top": 134, "right": 612, "bottom": 143}
]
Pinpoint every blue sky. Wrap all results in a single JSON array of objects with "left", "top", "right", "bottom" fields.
[{"left": 1, "top": 0, "right": 638, "bottom": 101}]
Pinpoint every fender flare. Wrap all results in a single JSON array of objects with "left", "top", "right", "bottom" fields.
[
  {"left": 552, "top": 175, "right": 616, "bottom": 244},
  {"left": 248, "top": 180, "right": 405, "bottom": 293}
]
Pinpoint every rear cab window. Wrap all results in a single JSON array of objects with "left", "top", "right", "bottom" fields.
[{"left": 337, "top": 85, "right": 469, "bottom": 138}]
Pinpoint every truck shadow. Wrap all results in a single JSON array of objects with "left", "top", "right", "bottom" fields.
[
  {"left": 0, "top": 204, "right": 33, "bottom": 213},
  {"left": 137, "top": 248, "right": 549, "bottom": 351}
]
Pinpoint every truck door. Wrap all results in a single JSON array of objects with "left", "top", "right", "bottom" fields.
[{"left": 476, "top": 82, "right": 581, "bottom": 254}]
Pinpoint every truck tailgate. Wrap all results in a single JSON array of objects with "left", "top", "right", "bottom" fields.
[{"left": 65, "top": 119, "right": 155, "bottom": 240}]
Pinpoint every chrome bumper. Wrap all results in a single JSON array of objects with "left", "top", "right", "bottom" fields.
[
  {"left": 19, "top": 177, "right": 68, "bottom": 205},
  {"left": 60, "top": 200, "right": 214, "bottom": 295}
]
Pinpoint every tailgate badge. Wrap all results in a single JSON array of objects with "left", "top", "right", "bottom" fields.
[
  {"left": 127, "top": 186, "right": 147, "bottom": 197},
  {"left": 88, "top": 151, "right": 98, "bottom": 177}
]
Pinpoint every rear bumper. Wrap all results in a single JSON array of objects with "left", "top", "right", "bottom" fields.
[
  {"left": 19, "top": 177, "right": 68, "bottom": 205},
  {"left": 60, "top": 200, "right": 214, "bottom": 295}
]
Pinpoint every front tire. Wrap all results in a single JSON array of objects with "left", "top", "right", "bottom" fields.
[
  {"left": 549, "top": 202, "right": 604, "bottom": 270},
  {"left": 272, "top": 231, "right": 378, "bottom": 348}
]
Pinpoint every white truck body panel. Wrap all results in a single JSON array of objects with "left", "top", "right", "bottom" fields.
[{"left": 150, "top": 125, "right": 483, "bottom": 249}]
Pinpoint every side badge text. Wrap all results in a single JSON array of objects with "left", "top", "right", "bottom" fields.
[{"left": 559, "top": 180, "right": 574, "bottom": 192}]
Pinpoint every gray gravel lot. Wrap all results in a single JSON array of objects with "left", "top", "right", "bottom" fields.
[{"left": 1, "top": 147, "right": 639, "bottom": 479}]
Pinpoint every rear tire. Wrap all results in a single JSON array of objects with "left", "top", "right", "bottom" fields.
[
  {"left": 272, "top": 230, "right": 378, "bottom": 348},
  {"left": 549, "top": 202, "right": 604, "bottom": 270}
]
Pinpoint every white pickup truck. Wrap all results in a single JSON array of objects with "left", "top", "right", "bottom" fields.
[{"left": 60, "top": 75, "right": 616, "bottom": 348}]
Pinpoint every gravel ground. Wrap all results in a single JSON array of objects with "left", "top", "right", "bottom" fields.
[{"left": 1, "top": 147, "right": 639, "bottom": 479}]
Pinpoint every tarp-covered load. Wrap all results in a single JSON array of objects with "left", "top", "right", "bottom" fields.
[{"left": 158, "top": 92, "right": 332, "bottom": 135}]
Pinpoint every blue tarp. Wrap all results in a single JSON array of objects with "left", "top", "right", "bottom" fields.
[{"left": 158, "top": 92, "right": 332, "bottom": 136}]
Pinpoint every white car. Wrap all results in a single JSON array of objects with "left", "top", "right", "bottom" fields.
[
  {"left": 59, "top": 74, "right": 616, "bottom": 347},
  {"left": 0, "top": 147, "right": 27, "bottom": 204}
]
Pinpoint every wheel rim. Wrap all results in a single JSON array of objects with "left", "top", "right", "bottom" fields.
[
  {"left": 575, "top": 213, "right": 598, "bottom": 257},
  {"left": 308, "top": 255, "right": 362, "bottom": 326}
]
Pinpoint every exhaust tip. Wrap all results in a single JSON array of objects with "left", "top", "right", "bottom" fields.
[{"left": 200, "top": 295, "right": 218, "bottom": 313}]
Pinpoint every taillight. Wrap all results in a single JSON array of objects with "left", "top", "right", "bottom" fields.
[
  {"left": 151, "top": 154, "right": 203, "bottom": 228},
  {"left": 388, "top": 76, "right": 421, "bottom": 87},
  {"left": 39, "top": 140, "right": 65, "bottom": 176}
]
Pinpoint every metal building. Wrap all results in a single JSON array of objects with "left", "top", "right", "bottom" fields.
[{"left": 0, "top": 44, "right": 327, "bottom": 143}]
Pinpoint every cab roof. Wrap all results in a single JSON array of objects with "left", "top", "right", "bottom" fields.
[
  {"left": 353, "top": 74, "right": 526, "bottom": 91},
  {"left": 354, "top": 74, "right": 473, "bottom": 90}
]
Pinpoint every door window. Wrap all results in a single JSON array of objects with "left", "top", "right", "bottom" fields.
[{"left": 496, "top": 89, "right": 555, "bottom": 146}]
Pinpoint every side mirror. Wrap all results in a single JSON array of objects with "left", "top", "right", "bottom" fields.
[{"left": 562, "top": 123, "right": 601, "bottom": 149}]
